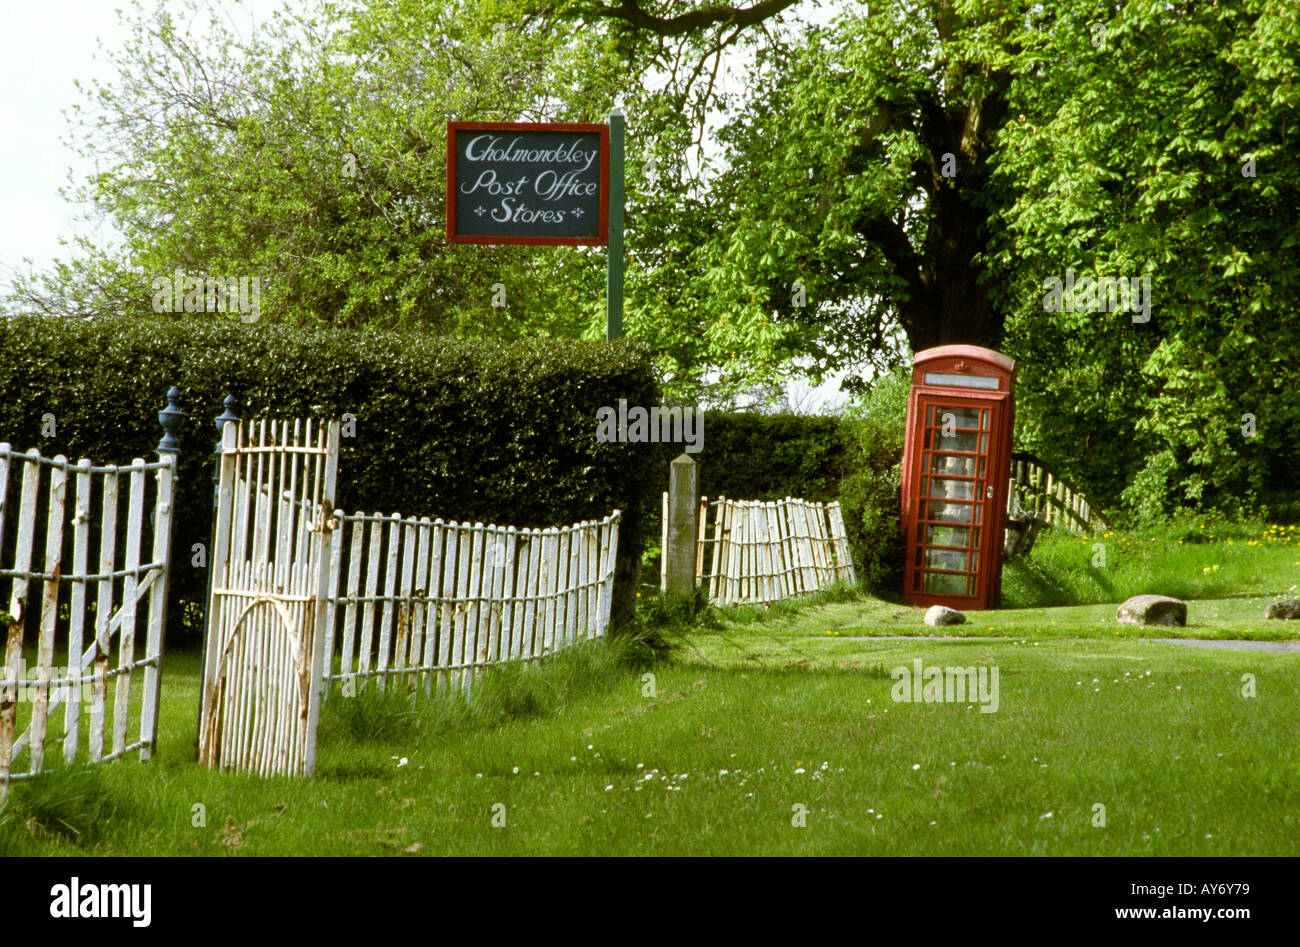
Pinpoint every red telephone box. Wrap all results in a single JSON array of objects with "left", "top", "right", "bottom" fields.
[{"left": 901, "top": 345, "right": 1016, "bottom": 610}]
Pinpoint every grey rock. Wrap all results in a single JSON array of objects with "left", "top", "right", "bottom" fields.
[
  {"left": 1265, "top": 598, "right": 1300, "bottom": 620},
  {"left": 924, "top": 605, "right": 967, "bottom": 627},
  {"left": 1116, "top": 594, "right": 1187, "bottom": 627}
]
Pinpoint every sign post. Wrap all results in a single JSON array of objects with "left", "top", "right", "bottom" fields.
[
  {"left": 606, "top": 109, "right": 624, "bottom": 341},
  {"left": 446, "top": 116, "right": 625, "bottom": 340}
]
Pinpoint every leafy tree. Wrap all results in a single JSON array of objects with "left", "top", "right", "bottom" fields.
[
  {"left": 7, "top": 0, "right": 624, "bottom": 336},
  {"left": 987, "top": 0, "right": 1300, "bottom": 519}
]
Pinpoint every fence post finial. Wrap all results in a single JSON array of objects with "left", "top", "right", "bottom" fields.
[
  {"left": 215, "top": 394, "right": 240, "bottom": 440},
  {"left": 158, "top": 386, "right": 185, "bottom": 454}
]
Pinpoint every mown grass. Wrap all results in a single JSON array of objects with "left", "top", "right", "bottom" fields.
[
  {"left": 1, "top": 524, "right": 1296, "bottom": 856},
  {"left": 1001, "top": 519, "right": 1300, "bottom": 608},
  {"left": 2, "top": 629, "right": 1296, "bottom": 856}
]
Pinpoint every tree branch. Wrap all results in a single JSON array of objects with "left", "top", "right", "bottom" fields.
[{"left": 588, "top": 0, "right": 800, "bottom": 36}]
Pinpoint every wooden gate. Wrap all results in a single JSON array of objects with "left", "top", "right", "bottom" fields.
[
  {"left": 199, "top": 418, "right": 339, "bottom": 777},
  {"left": 0, "top": 390, "right": 182, "bottom": 802}
]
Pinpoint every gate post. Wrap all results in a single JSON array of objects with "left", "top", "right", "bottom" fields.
[
  {"left": 303, "top": 419, "right": 340, "bottom": 776},
  {"left": 141, "top": 386, "right": 183, "bottom": 761},
  {"left": 195, "top": 395, "right": 239, "bottom": 747},
  {"left": 665, "top": 453, "right": 699, "bottom": 600}
]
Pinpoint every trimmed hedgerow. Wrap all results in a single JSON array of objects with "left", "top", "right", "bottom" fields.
[
  {"left": 696, "top": 412, "right": 849, "bottom": 503},
  {"left": 0, "top": 316, "right": 659, "bottom": 644}
]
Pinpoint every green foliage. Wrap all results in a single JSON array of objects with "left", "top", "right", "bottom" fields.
[
  {"left": 8, "top": 0, "right": 623, "bottom": 338},
  {"left": 989, "top": 0, "right": 1300, "bottom": 522},
  {"left": 696, "top": 412, "right": 849, "bottom": 503},
  {"left": 0, "top": 315, "right": 659, "bottom": 641},
  {"left": 318, "top": 637, "right": 643, "bottom": 746},
  {"left": 837, "top": 364, "right": 909, "bottom": 596},
  {"left": 1000, "top": 518, "right": 1300, "bottom": 609},
  {"left": 640, "top": 585, "right": 721, "bottom": 634},
  {"left": 0, "top": 764, "right": 120, "bottom": 847}
]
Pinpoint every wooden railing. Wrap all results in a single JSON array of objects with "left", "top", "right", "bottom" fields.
[{"left": 1007, "top": 451, "right": 1109, "bottom": 533}]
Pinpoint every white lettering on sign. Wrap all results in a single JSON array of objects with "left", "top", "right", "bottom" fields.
[{"left": 463, "top": 135, "right": 598, "bottom": 172}]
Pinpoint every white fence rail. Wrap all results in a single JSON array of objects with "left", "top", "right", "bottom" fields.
[
  {"left": 0, "top": 440, "right": 177, "bottom": 801},
  {"left": 666, "top": 495, "right": 854, "bottom": 606},
  {"left": 321, "top": 510, "right": 621, "bottom": 698}
]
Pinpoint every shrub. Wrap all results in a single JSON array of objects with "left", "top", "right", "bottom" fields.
[
  {"left": 0, "top": 316, "right": 660, "bottom": 643},
  {"left": 837, "top": 364, "right": 909, "bottom": 597}
]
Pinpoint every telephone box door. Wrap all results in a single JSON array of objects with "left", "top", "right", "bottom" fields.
[{"left": 901, "top": 345, "right": 1016, "bottom": 610}]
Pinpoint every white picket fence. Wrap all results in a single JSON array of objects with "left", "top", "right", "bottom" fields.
[
  {"left": 0, "top": 445, "right": 176, "bottom": 801},
  {"left": 321, "top": 510, "right": 621, "bottom": 698},
  {"left": 665, "top": 495, "right": 854, "bottom": 606}
]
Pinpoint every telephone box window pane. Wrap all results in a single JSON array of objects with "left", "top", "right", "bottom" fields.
[
  {"left": 929, "top": 454, "right": 975, "bottom": 477},
  {"left": 967, "top": 576, "right": 977, "bottom": 595},
  {"left": 924, "top": 548, "right": 967, "bottom": 571},
  {"left": 980, "top": 433, "right": 988, "bottom": 453},
  {"left": 974, "top": 504, "right": 983, "bottom": 525},
  {"left": 938, "top": 407, "right": 981, "bottom": 429},
  {"left": 970, "top": 551, "right": 980, "bottom": 572},
  {"left": 972, "top": 527, "right": 981, "bottom": 546},
  {"left": 936, "top": 432, "right": 979, "bottom": 453},
  {"left": 927, "top": 525, "right": 970, "bottom": 547},
  {"left": 924, "top": 372, "right": 999, "bottom": 389},
  {"left": 978, "top": 458, "right": 986, "bottom": 478},
  {"left": 928, "top": 500, "right": 974, "bottom": 523},
  {"left": 931, "top": 478, "right": 975, "bottom": 501},
  {"left": 924, "top": 572, "right": 969, "bottom": 595},
  {"left": 981, "top": 409, "right": 990, "bottom": 429}
]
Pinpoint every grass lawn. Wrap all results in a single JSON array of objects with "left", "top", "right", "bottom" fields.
[
  {"left": 2, "top": 619, "right": 1296, "bottom": 856},
  {"left": 2, "top": 524, "right": 1296, "bottom": 856}
]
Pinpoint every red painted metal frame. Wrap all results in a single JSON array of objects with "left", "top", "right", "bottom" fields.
[
  {"left": 446, "top": 122, "right": 610, "bottom": 246},
  {"left": 900, "top": 345, "right": 1017, "bottom": 610}
]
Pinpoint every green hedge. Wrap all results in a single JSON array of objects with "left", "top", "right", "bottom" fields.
[
  {"left": 836, "top": 366, "right": 910, "bottom": 597},
  {"left": 696, "top": 412, "right": 849, "bottom": 503},
  {"left": 0, "top": 316, "right": 660, "bottom": 644}
]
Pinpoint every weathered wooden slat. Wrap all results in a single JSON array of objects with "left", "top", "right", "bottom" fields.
[
  {"left": 339, "top": 515, "right": 364, "bottom": 691},
  {"left": 660, "top": 490, "right": 668, "bottom": 593},
  {"left": 451, "top": 523, "right": 472, "bottom": 692},
  {"left": 375, "top": 514, "right": 402, "bottom": 690},
  {"left": 111, "top": 460, "right": 146, "bottom": 760},
  {"left": 576, "top": 521, "right": 590, "bottom": 639},
  {"left": 2, "top": 454, "right": 41, "bottom": 787},
  {"left": 92, "top": 465, "right": 119, "bottom": 759},
  {"left": 27, "top": 456, "right": 67, "bottom": 774},
  {"left": 438, "top": 522, "right": 460, "bottom": 694},
  {"left": 420, "top": 520, "right": 444, "bottom": 697},
  {"left": 540, "top": 528, "right": 558, "bottom": 655},
  {"left": 522, "top": 528, "right": 542, "bottom": 659},
  {"left": 708, "top": 498, "right": 726, "bottom": 603},
  {"left": 499, "top": 528, "right": 518, "bottom": 659},
  {"left": 696, "top": 495, "right": 708, "bottom": 586},
  {"left": 393, "top": 519, "right": 418, "bottom": 686},
  {"left": 63, "top": 460, "right": 93, "bottom": 764},
  {"left": 138, "top": 455, "right": 175, "bottom": 761}
]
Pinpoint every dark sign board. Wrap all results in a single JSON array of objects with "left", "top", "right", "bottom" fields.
[{"left": 446, "top": 122, "right": 609, "bottom": 245}]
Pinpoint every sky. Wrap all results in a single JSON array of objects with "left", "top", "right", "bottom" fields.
[{"left": 0, "top": 0, "right": 854, "bottom": 411}]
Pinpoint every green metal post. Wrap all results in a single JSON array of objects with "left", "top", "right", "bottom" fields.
[{"left": 606, "top": 108, "right": 625, "bottom": 341}]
